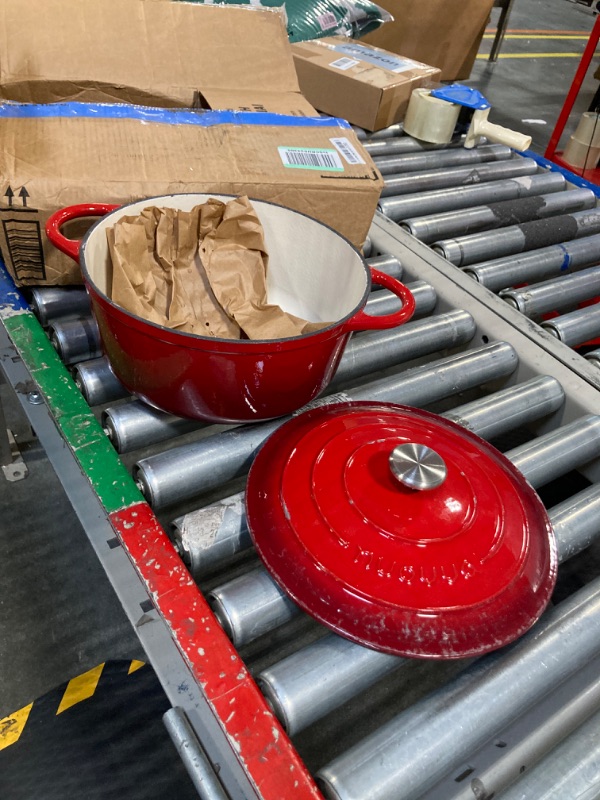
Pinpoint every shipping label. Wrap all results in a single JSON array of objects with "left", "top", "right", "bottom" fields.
[
  {"left": 328, "top": 42, "right": 418, "bottom": 73},
  {"left": 330, "top": 57, "right": 360, "bottom": 71},
  {"left": 278, "top": 146, "right": 344, "bottom": 171},
  {"left": 330, "top": 138, "right": 366, "bottom": 166}
]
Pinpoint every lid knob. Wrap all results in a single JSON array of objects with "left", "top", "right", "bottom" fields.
[{"left": 389, "top": 443, "right": 447, "bottom": 491}]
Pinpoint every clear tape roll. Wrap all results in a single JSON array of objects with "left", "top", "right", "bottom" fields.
[{"left": 404, "top": 89, "right": 461, "bottom": 144}]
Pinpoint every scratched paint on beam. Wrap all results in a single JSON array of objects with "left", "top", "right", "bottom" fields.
[
  {"left": 0, "top": 299, "right": 140, "bottom": 512},
  {"left": 113, "top": 502, "right": 322, "bottom": 799}
]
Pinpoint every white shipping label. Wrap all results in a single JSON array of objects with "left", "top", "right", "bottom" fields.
[
  {"left": 330, "top": 42, "right": 417, "bottom": 73},
  {"left": 278, "top": 146, "right": 343, "bottom": 171},
  {"left": 317, "top": 11, "right": 339, "bottom": 30},
  {"left": 330, "top": 57, "right": 360, "bottom": 71},
  {"left": 330, "top": 137, "right": 366, "bottom": 166}
]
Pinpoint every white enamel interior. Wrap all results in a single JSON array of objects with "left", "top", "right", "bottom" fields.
[{"left": 83, "top": 194, "right": 368, "bottom": 324}]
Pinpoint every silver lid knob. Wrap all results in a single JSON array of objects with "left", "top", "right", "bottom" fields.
[{"left": 389, "top": 443, "right": 447, "bottom": 491}]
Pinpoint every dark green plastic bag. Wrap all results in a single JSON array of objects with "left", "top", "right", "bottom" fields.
[{"left": 178, "top": 0, "right": 392, "bottom": 43}]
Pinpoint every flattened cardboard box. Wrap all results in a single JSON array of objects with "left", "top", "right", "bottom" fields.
[
  {"left": 0, "top": 105, "right": 382, "bottom": 286},
  {"left": 0, "top": 0, "right": 316, "bottom": 116},
  {"left": 361, "top": 0, "right": 495, "bottom": 82},
  {"left": 292, "top": 38, "right": 441, "bottom": 132}
]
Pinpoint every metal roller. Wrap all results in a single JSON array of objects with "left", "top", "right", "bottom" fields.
[
  {"left": 72, "top": 356, "right": 128, "bottom": 406},
  {"left": 450, "top": 672, "right": 600, "bottom": 800},
  {"left": 506, "top": 415, "right": 600, "bottom": 489},
  {"left": 432, "top": 208, "right": 600, "bottom": 268},
  {"left": 258, "top": 636, "right": 404, "bottom": 736},
  {"left": 403, "top": 188, "right": 596, "bottom": 244},
  {"left": 541, "top": 304, "right": 600, "bottom": 347},
  {"left": 135, "top": 342, "right": 518, "bottom": 510},
  {"left": 585, "top": 347, "right": 600, "bottom": 366},
  {"left": 207, "top": 567, "right": 299, "bottom": 648},
  {"left": 103, "top": 402, "right": 200, "bottom": 454},
  {"left": 29, "top": 286, "right": 91, "bottom": 326},
  {"left": 105, "top": 289, "right": 440, "bottom": 455},
  {"left": 499, "top": 702, "right": 600, "bottom": 800},
  {"left": 362, "top": 236, "right": 372, "bottom": 257},
  {"left": 316, "top": 575, "right": 600, "bottom": 800},
  {"left": 365, "top": 280, "right": 436, "bottom": 318},
  {"left": 48, "top": 316, "right": 102, "bottom": 365},
  {"left": 464, "top": 233, "right": 600, "bottom": 293},
  {"left": 172, "top": 492, "right": 251, "bottom": 579},
  {"left": 378, "top": 172, "right": 565, "bottom": 222},
  {"left": 330, "top": 310, "right": 474, "bottom": 388},
  {"left": 372, "top": 143, "right": 512, "bottom": 176},
  {"left": 500, "top": 266, "right": 600, "bottom": 318},
  {"left": 351, "top": 123, "right": 404, "bottom": 141},
  {"left": 258, "top": 483, "right": 600, "bottom": 740},
  {"left": 551, "top": 483, "right": 600, "bottom": 562},
  {"left": 172, "top": 375, "right": 565, "bottom": 581},
  {"left": 365, "top": 254, "right": 402, "bottom": 281},
  {"left": 362, "top": 137, "right": 465, "bottom": 158},
  {"left": 442, "top": 374, "right": 564, "bottom": 441},
  {"left": 380, "top": 158, "right": 539, "bottom": 199}
]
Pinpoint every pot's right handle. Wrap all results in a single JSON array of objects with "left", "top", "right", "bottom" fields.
[
  {"left": 342, "top": 268, "right": 416, "bottom": 332},
  {"left": 46, "top": 203, "right": 119, "bottom": 264}
]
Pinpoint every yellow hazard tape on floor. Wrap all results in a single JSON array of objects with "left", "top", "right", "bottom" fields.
[
  {"left": 0, "top": 660, "right": 146, "bottom": 750},
  {"left": 483, "top": 33, "right": 589, "bottom": 39},
  {"left": 477, "top": 52, "right": 585, "bottom": 59},
  {"left": 56, "top": 663, "right": 106, "bottom": 715},
  {"left": 0, "top": 703, "right": 33, "bottom": 751}
]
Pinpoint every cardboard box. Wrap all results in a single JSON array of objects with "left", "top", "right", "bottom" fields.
[
  {"left": 361, "top": 0, "right": 495, "bottom": 82},
  {"left": 292, "top": 38, "right": 441, "bottom": 132},
  {"left": 0, "top": 104, "right": 382, "bottom": 286},
  {"left": 0, "top": 0, "right": 316, "bottom": 116}
]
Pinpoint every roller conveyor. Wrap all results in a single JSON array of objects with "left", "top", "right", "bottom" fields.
[
  {"left": 377, "top": 131, "right": 600, "bottom": 380},
  {"left": 4, "top": 203, "right": 600, "bottom": 798}
]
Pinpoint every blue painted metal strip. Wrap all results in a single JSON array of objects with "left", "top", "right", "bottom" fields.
[
  {"left": 0, "top": 102, "right": 351, "bottom": 130},
  {"left": 0, "top": 258, "right": 30, "bottom": 316},
  {"left": 522, "top": 149, "right": 600, "bottom": 197}
]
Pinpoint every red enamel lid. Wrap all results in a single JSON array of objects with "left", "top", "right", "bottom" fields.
[{"left": 245, "top": 402, "right": 557, "bottom": 659}]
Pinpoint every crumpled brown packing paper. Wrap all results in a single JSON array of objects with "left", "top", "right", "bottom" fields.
[{"left": 106, "top": 196, "right": 330, "bottom": 340}]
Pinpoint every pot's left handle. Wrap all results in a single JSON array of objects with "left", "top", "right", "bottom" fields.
[
  {"left": 342, "top": 268, "right": 416, "bottom": 332},
  {"left": 46, "top": 203, "right": 119, "bottom": 264}
]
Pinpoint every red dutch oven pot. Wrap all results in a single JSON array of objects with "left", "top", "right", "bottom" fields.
[{"left": 46, "top": 194, "right": 415, "bottom": 423}]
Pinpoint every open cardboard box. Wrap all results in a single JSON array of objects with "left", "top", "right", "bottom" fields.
[
  {"left": 0, "top": 0, "right": 316, "bottom": 115},
  {"left": 0, "top": 104, "right": 382, "bottom": 286}
]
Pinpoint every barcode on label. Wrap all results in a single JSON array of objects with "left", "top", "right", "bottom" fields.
[
  {"left": 318, "top": 11, "right": 338, "bottom": 30},
  {"left": 330, "top": 137, "right": 366, "bottom": 166},
  {"left": 330, "top": 57, "right": 360, "bottom": 71},
  {"left": 278, "top": 147, "right": 343, "bottom": 171}
]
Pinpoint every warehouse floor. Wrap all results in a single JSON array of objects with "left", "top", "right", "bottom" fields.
[{"left": 1, "top": 0, "right": 600, "bottom": 796}]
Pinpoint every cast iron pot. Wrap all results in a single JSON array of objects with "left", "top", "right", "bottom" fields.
[{"left": 46, "top": 194, "right": 415, "bottom": 423}]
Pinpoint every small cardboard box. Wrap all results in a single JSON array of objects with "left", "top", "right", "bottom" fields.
[
  {"left": 0, "top": 104, "right": 382, "bottom": 286},
  {"left": 361, "top": 0, "right": 495, "bottom": 82},
  {"left": 0, "top": 0, "right": 316, "bottom": 116},
  {"left": 292, "top": 38, "right": 441, "bottom": 132}
]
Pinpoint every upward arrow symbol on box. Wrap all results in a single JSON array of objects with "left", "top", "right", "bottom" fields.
[
  {"left": 4, "top": 186, "right": 13, "bottom": 206},
  {"left": 18, "top": 187, "right": 29, "bottom": 207}
]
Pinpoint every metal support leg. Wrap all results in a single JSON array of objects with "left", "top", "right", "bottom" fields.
[{"left": 489, "top": 0, "right": 515, "bottom": 63}]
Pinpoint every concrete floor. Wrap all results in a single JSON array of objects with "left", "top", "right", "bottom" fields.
[{"left": 1, "top": 0, "right": 600, "bottom": 794}]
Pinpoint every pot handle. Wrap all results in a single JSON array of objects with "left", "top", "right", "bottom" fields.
[
  {"left": 342, "top": 268, "right": 416, "bottom": 332},
  {"left": 46, "top": 203, "right": 120, "bottom": 264}
]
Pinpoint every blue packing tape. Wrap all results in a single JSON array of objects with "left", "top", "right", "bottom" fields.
[{"left": 0, "top": 102, "right": 351, "bottom": 130}]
